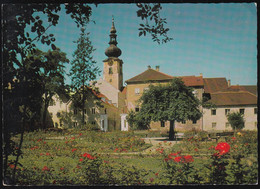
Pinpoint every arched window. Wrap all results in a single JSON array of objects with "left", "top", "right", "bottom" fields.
[{"left": 109, "top": 67, "right": 113, "bottom": 74}]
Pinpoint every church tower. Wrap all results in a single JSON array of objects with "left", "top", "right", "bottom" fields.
[{"left": 103, "top": 17, "right": 123, "bottom": 91}]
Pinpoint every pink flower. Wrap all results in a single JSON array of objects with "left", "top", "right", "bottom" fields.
[{"left": 150, "top": 178, "right": 154, "bottom": 182}]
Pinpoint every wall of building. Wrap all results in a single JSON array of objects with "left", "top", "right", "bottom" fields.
[
  {"left": 47, "top": 94, "right": 68, "bottom": 128},
  {"left": 203, "top": 106, "right": 257, "bottom": 131},
  {"left": 103, "top": 58, "right": 123, "bottom": 90}
]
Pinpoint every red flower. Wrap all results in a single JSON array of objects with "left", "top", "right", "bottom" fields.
[
  {"left": 183, "top": 155, "right": 194, "bottom": 163},
  {"left": 104, "top": 160, "right": 109, "bottom": 164},
  {"left": 72, "top": 148, "right": 77, "bottom": 152},
  {"left": 168, "top": 152, "right": 178, "bottom": 159},
  {"left": 155, "top": 173, "right": 159, "bottom": 176},
  {"left": 245, "top": 143, "right": 249, "bottom": 146},
  {"left": 9, "top": 164, "right": 15, "bottom": 169},
  {"left": 114, "top": 148, "right": 119, "bottom": 152},
  {"left": 215, "top": 142, "right": 230, "bottom": 155},
  {"left": 71, "top": 137, "right": 75, "bottom": 140},
  {"left": 79, "top": 133, "right": 82, "bottom": 136},
  {"left": 79, "top": 158, "right": 84, "bottom": 162},
  {"left": 194, "top": 148, "right": 198, "bottom": 152},
  {"left": 37, "top": 139, "right": 42, "bottom": 142},
  {"left": 40, "top": 153, "right": 44, "bottom": 156},
  {"left": 65, "top": 141, "right": 68, "bottom": 144},
  {"left": 231, "top": 137, "right": 236, "bottom": 141},
  {"left": 82, "top": 153, "right": 95, "bottom": 160},
  {"left": 44, "top": 141, "right": 46, "bottom": 144},
  {"left": 46, "top": 153, "right": 50, "bottom": 156},
  {"left": 208, "top": 145, "right": 215, "bottom": 150},
  {"left": 76, "top": 165, "right": 81, "bottom": 169},
  {"left": 42, "top": 166, "right": 50, "bottom": 171},
  {"left": 164, "top": 158, "right": 169, "bottom": 162},
  {"left": 150, "top": 178, "right": 154, "bottom": 182},
  {"left": 174, "top": 156, "right": 182, "bottom": 162},
  {"left": 60, "top": 167, "right": 64, "bottom": 170}
]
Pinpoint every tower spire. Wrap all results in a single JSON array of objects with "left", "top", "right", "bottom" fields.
[{"left": 105, "top": 16, "right": 122, "bottom": 58}]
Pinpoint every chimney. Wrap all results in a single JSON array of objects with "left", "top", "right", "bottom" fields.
[
  {"left": 200, "top": 73, "right": 203, "bottom": 77},
  {"left": 156, "top": 65, "right": 160, "bottom": 71},
  {"left": 228, "top": 79, "right": 231, "bottom": 87},
  {"left": 147, "top": 65, "right": 151, "bottom": 69}
]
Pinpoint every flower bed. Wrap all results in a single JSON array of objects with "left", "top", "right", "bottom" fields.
[{"left": 5, "top": 130, "right": 258, "bottom": 185}]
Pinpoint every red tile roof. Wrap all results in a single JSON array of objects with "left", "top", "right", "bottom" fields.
[
  {"left": 87, "top": 87, "right": 116, "bottom": 107},
  {"left": 179, "top": 76, "right": 204, "bottom": 87},
  {"left": 208, "top": 91, "right": 257, "bottom": 106},
  {"left": 126, "top": 68, "right": 173, "bottom": 83},
  {"left": 220, "top": 85, "right": 257, "bottom": 96},
  {"left": 203, "top": 78, "right": 228, "bottom": 93},
  {"left": 126, "top": 68, "right": 203, "bottom": 86}
]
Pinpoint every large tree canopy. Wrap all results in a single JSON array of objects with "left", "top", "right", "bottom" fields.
[{"left": 137, "top": 78, "right": 202, "bottom": 140}]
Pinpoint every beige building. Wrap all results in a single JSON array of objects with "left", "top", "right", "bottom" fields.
[
  {"left": 202, "top": 81, "right": 257, "bottom": 131},
  {"left": 125, "top": 66, "right": 204, "bottom": 131},
  {"left": 48, "top": 88, "right": 120, "bottom": 131}
]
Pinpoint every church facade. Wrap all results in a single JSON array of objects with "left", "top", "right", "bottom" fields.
[{"left": 49, "top": 18, "right": 257, "bottom": 132}]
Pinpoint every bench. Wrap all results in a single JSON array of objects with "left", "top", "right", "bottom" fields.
[
  {"left": 175, "top": 132, "right": 185, "bottom": 140},
  {"left": 208, "top": 131, "right": 234, "bottom": 142}
]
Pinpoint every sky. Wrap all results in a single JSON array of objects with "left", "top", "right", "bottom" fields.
[{"left": 35, "top": 3, "right": 257, "bottom": 86}]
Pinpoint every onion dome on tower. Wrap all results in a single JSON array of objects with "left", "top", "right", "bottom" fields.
[{"left": 105, "top": 17, "right": 122, "bottom": 58}]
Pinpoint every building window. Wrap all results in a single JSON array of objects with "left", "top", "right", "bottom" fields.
[
  {"left": 92, "top": 108, "right": 96, "bottom": 114},
  {"left": 225, "top": 109, "right": 230, "bottom": 115},
  {"left": 109, "top": 67, "right": 113, "bottom": 74},
  {"left": 254, "top": 108, "right": 257, "bottom": 114},
  {"left": 161, "top": 121, "right": 165, "bottom": 127},
  {"left": 192, "top": 90, "right": 198, "bottom": 97},
  {"left": 84, "top": 109, "right": 87, "bottom": 114},
  {"left": 91, "top": 121, "right": 96, "bottom": 125},
  {"left": 135, "top": 88, "right": 140, "bottom": 95},
  {"left": 74, "top": 122, "right": 78, "bottom": 127},
  {"left": 105, "top": 108, "right": 107, "bottom": 114},
  {"left": 225, "top": 122, "right": 230, "bottom": 128},
  {"left": 135, "top": 107, "right": 140, "bottom": 112},
  {"left": 74, "top": 109, "right": 77, "bottom": 115},
  {"left": 239, "top": 109, "right": 245, "bottom": 115},
  {"left": 182, "top": 120, "right": 186, "bottom": 124},
  {"left": 211, "top": 109, "right": 216, "bottom": 115},
  {"left": 57, "top": 112, "right": 61, "bottom": 117},
  {"left": 192, "top": 120, "right": 197, "bottom": 124},
  {"left": 212, "top": 122, "right": 217, "bottom": 128}
]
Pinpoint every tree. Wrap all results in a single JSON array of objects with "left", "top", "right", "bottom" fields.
[
  {"left": 2, "top": 4, "right": 92, "bottom": 184},
  {"left": 69, "top": 28, "right": 100, "bottom": 127},
  {"left": 126, "top": 110, "right": 150, "bottom": 130},
  {"left": 226, "top": 112, "right": 245, "bottom": 131},
  {"left": 136, "top": 3, "right": 173, "bottom": 44},
  {"left": 36, "top": 48, "right": 69, "bottom": 129},
  {"left": 137, "top": 78, "right": 202, "bottom": 140}
]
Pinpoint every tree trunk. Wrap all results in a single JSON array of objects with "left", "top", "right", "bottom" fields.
[
  {"left": 169, "top": 120, "right": 175, "bottom": 141},
  {"left": 82, "top": 83, "right": 85, "bottom": 129}
]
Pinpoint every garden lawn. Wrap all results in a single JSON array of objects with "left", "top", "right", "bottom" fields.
[{"left": 6, "top": 129, "right": 258, "bottom": 185}]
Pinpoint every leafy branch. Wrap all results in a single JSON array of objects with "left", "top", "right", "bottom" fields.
[{"left": 136, "top": 3, "right": 173, "bottom": 44}]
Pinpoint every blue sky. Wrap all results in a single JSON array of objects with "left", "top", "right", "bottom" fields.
[{"left": 36, "top": 3, "right": 257, "bottom": 86}]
